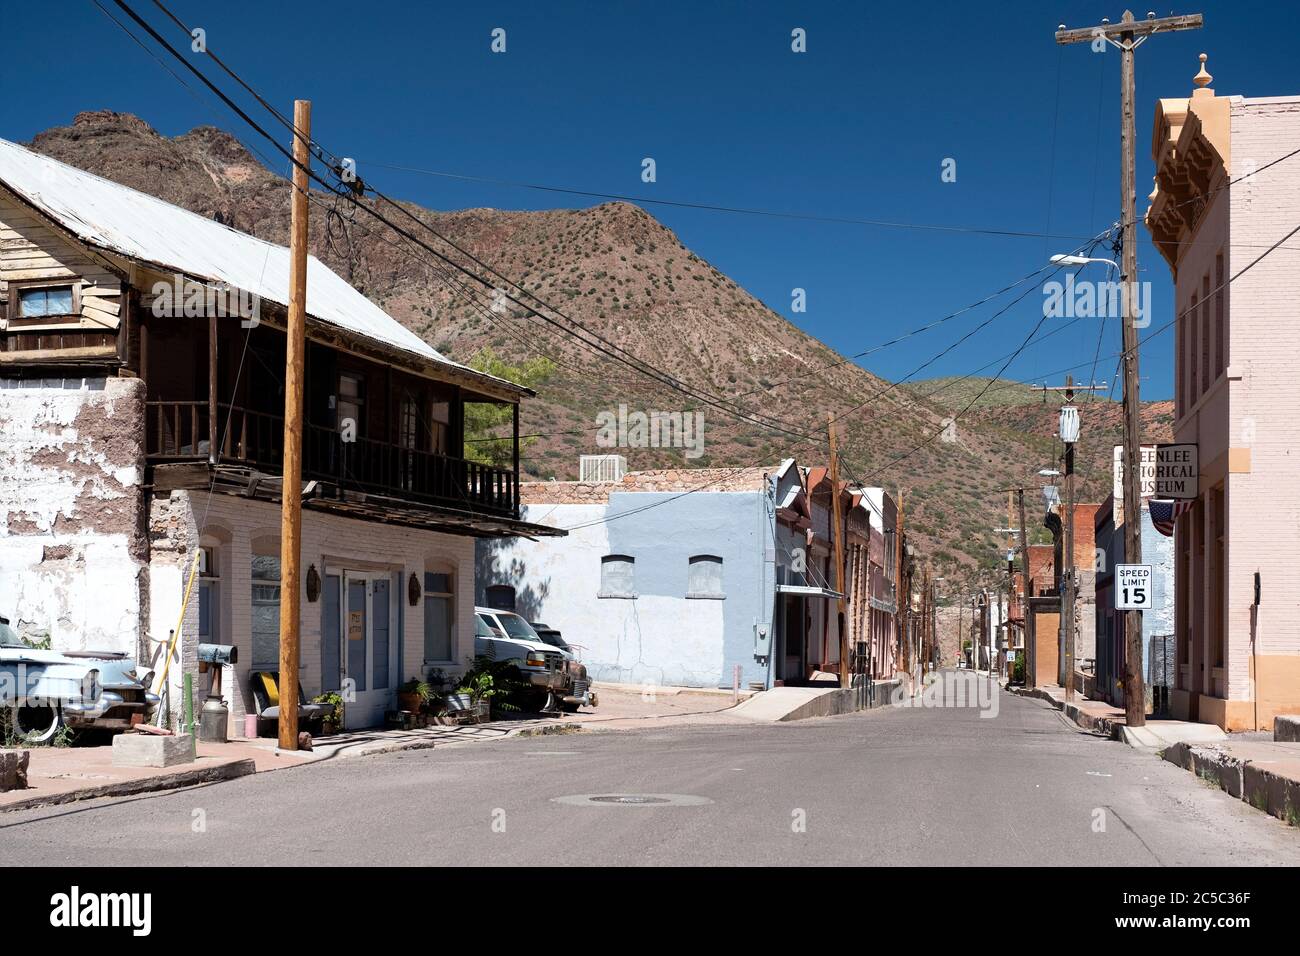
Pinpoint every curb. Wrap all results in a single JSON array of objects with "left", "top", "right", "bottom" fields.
[
  {"left": 345, "top": 721, "right": 585, "bottom": 757},
  {"left": 0, "top": 757, "right": 257, "bottom": 814},
  {"left": 1161, "top": 742, "right": 1300, "bottom": 826},
  {"left": 1007, "top": 685, "right": 1117, "bottom": 737},
  {"left": 592, "top": 681, "right": 756, "bottom": 700},
  {"left": 1015, "top": 688, "right": 1300, "bottom": 829}
]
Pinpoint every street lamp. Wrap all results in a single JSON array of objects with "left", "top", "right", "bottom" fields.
[{"left": 1049, "top": 253, "right": 1120, "bottom": 274}]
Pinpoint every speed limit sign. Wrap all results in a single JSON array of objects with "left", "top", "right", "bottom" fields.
[{"left": 1115, "top": 564, "right": 1152, "bottom": 610}]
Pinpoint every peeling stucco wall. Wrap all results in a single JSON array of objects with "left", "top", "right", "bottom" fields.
[
  {"left": 147, "top": 491, "right": 202, "bottom": 728},
  {"left": 0, "top": 376, "right": 147, "bottom": 655}
]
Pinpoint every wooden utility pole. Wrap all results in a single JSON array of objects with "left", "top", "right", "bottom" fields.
[
  {"left": 278, "top": 99, "right": 311, "bottom": 751},
  {"left": 1058, "top": 10, "right": 1202, "bottom": 724},
  {"left": 921, "top": 565, "right": 931, "bottom": 674},
  {"left": 828, "top": 416, "right": 848, "bottom": 688},
  {"left": 1063, "top": 376, "right": 1077, "bottom": 700},
  {"left": 895, "top": 488, "right": 905, "bottom": 677},
  {"left": 1017, "top": 487, "right": 1032, "bottom": 682}
]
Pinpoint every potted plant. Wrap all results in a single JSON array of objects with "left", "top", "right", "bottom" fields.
[
  {"left": 457, "top": 670, "right": 496, "bottom": 721},
  {"left": 312, "top": 691, "right": 345, "bottom": 735},
  {"left": 398, "top": 678, "right": 432, "bottom": 715}
]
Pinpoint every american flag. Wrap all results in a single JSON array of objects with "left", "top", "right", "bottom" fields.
[{"left": 1148, "top": 497, "right": 1194, "bottom": 537}]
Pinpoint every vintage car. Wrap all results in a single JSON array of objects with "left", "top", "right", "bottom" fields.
[
  {"left": 1, "top": 616, "right": 159, "bottom": 742},
  {"left": 529, "top": 622, "right": 598, "bottom": 712}
]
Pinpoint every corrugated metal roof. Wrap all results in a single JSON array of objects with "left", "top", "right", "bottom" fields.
[{"left": 0, "top": 137, "right": 521, "bottom": 392}]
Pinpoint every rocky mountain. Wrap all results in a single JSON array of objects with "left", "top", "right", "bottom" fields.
[{"left": 22, "top": 111, "right": 1175, "bottom": 587}]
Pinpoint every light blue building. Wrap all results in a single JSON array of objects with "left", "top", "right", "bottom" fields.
[
  {"left": 474, "top": 460, "right": 842, "bottom": 690},
  {"left": 1093, "top": 496, "right": 1176, "bottom": 712}
]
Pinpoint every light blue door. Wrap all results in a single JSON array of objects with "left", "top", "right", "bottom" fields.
[{"left": 341, "top": 572, "right": 398, "bottom": 728}]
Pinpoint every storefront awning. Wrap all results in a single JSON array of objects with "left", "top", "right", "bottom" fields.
[{"left": 776, "top": 584, "right": 844, "bottom": 600}]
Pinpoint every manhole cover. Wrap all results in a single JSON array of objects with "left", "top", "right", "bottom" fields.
[{"left": 552, "top": 793, "right": 713, "bottom": 807}]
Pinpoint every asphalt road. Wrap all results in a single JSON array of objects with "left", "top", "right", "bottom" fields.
[{"left": 4, "top": 678, "right": 1298, "bottom": 866}]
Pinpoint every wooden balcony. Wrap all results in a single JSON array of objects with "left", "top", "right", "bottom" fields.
[{"left": 145, "top": 400, "right": 518, "bottom": 518}]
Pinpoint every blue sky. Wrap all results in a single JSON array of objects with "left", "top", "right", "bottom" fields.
[{"left": 6, "top": 1, "right": 1299, "bottom": 401}]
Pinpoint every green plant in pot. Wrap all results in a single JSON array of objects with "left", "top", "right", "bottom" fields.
[
  {"left": 312, "top": 691, "right": 345, "bottom": 734},
  {"left": 398, "top": 678, "right": 432, "bottom": 714},
  {"left": 450, "top": 656, "right": 529, "bottom": 719}
]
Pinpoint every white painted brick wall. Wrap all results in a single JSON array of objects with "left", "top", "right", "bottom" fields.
[{"left": 149, "top": 491, "right": 475, "bottom": 735}]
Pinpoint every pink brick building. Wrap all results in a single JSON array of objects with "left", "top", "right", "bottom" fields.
[{"left": 1145, "top": 57, "right": 1300, "bottom": 730}]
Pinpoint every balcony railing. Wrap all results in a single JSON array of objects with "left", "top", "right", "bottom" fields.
[{"left": 145, "top": 400, "right": 517, "bottom": 517}]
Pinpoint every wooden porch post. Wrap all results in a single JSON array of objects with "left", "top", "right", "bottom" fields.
[
  {"left": 512, "top": 400, "right": 520, "bottom": 514},
  {"left": 208, "top": 313, "right": 218, "bottom": 465}
]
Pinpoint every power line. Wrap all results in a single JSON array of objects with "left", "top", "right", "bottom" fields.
[
  {"left": 358, "top": 159, "right": 1103, "bottom": 242},
  {"left": 130, "top": 0, "right": 1085, "bottom": 465}
]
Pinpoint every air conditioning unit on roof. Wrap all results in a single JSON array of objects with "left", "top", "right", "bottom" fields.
[{"left": 580, "top": 454, "right": 626, "bottom": 483}]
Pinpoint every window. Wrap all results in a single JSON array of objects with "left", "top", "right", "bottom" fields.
[
  {"left": 251, "top": 554, "right": 282, "bottom": 669},
  {"left": 400, "top": 392, "right": 419, "bottom": 490},
  {"left": 1201, "top": 274, "right": 1212, "bottom": 390},
  {"left": 687, "top": 555, "right": 725, "bottom": 599},
  {"left": 423, "top": 571, "right": 454, "bottom": 663},
  {"left": 1214, "top": 252, "right": 1225, "bottom": 378},
  {"left": 1188, "top": 293, "right": 1199, "bottom": 401},
  {"left": 1176, "top": 309, "right": 1186, "bottom": 414},
  {"left": 599, "top": 555, "right": 636, "bottom": 599},
  {"left": 485, "top": 584, "right": 516, "bottom": 611},
  {"left": 430, "top": 400, "right": 450, "bottom": 454},
  {"left": 198, "top": 546, "right": 219, "bottom": 642},
  {"left": 337, "top": 372, "right": 364, "bottom": 434},
  {"left": 16, "top": 284, "right": 75, "bottom": 319}
]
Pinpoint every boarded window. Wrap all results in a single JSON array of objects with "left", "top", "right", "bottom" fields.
[
  {"left": 424, "top": 572, "right": 454, "bottom": 662},
  {"left": 687, "top": 555, "right": 724, "bottom": 598},
  {"left": 599, "top": 555, "right": 635, "bottom": 599}
]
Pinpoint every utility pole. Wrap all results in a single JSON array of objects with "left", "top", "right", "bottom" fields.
[
  {"left": 895, "top": 488, "right": 905, "bottom": 678},
  {"left": 828, "top": 416, "right": 848, "bottom": 688},
  {"left": 278, "top": 99, "right": 311, "bottom": 751},
  {"left": 921, "top": 565, "right": 931, "bottom": 677},
  {"left": 1057, "top": 7, "right": 1203, "bottom": 726},
  {"left": 1018, "top": 488, "right": 1033, "bottom": 684},
  {"left": 1063, "top": 376, "right": 1077, "bottom": 700},
  {"left": 958, "top": 598, "right": 965, "bottom": 669}
]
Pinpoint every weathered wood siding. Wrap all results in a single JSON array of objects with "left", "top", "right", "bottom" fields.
[{"left": 0, "top": 187, "right": 122, "bottom": 331}]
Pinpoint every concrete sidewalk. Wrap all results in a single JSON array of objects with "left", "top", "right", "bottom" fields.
[
  {"left": 1163, "top": 739, "right": 1300, "bottom": 828},
  {"left": 0, "top": 739, "right": 263, "bottom": 813},
  {"left": 729, "top": 678, "right": 903, "bottom": 722},
  {"left": 0, "top": 717, "right": 578, "bottom": 812},
  {"left": 1008, "top": 683, "right": 1227, "bottom": 747}
]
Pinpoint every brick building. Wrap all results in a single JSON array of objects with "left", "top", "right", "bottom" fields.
[{"left": 1145, "top": 57, "right": 1300, "bottom": 729}]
